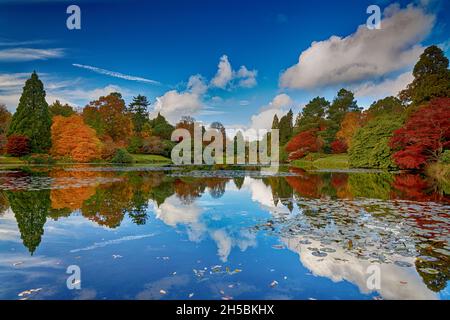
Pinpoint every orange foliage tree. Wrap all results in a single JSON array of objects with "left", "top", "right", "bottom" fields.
[
  {"left": 336, "top": 111, "right": 365, "bottom": 147},
  {"left": 82, "top": 92, "right": 133, "bottom": 144},
  {"left": 51, "top": 115, "right": 102, "bottom": 162}
]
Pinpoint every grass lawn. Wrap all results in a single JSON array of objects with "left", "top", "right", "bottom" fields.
[
  {"left": 0, "top": 156, "right": 25, "bottom": 165},
  {"left": 131, "top": 154, "right": 172, "bottom": 164},
  {"left": 291, "top": 154, "right": 349, "bottom": 170}
]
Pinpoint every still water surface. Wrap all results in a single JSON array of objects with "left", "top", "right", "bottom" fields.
[{"left": 0, "top": 165, "right": 448, "bottom": 300}]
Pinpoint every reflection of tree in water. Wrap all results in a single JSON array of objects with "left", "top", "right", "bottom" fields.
[
  {"left": 391, "top": 174, "right": 449, "bottom": 203},
  {"left": 284, "top": 170, "right": 323, "bottom": 199},
  {"left": 0, "top": 190, "right": 9, "bottom": 216},
  {"left": 81, "top": 182, "right": 132, "bottom": 228},
  {"left": 206, "top": 178, "right": 227, "bottom": 199},
  {"left": 264, "top": 177, "right": 294, "bottom": 211},
  {"left": 415, "top": 240, "right": 449, "bottom": 292},
  {"left": 348, "top": 172, "right": 393, "bottom": 200},
  {"left": 233, "top": 177, "right": 244, "bottom": 190},
  {"left": 6, "top": 190, "right": 50, "bottom": 254}
]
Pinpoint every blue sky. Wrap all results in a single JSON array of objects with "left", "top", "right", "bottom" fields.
[{"left": 0, "top": 0, "right": 449, "bottom": 129}]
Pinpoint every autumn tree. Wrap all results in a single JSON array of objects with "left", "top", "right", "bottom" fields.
[
  {"left": 8, "top": 72, "right": 52, "bottom": 153},
  {"left": 51, "top": 115, "right": 102, "bottom": 162},
  {"left": 336, "top": 111, "right": 365, "bottom": 147},
  {"left": 285, "top": 129, "right": 323, "bottom": 161},
  {"left": 6, "top": 135, "right": 30, "bottom": 156},
  {"left": 331, "top": 139, "right": 348, "bottom": 154},
  {"left": 0, "top": 104, "right": 12, "bottom": 153},
  {"left": 49, "top": 100, "right": 76, "bottom": 118},
  {"left": 400, "top": 45, "right": 450, "bottom": 106},
  {"left": 390, "top": 98, "right": 450, "bottom": 169},
  {"left": 82, "top": 92, "right": 133, "bottom": 143}
]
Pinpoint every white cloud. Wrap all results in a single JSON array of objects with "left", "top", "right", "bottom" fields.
[
  {"left": 210, "top": 55, "right": 258, "bottom": 89},
  {"left": 250, "top": 93, "right": 294, "bottom": 130},
  {"left": 280, "top": 4, "right": 434, "bottom": 89},
  {"left": 0, "top": 48, "right": 64, "bottom": 61},
  {"left": 150, "top": 75, "right": 207, "bottom": 124},
  {"left": 236, "top": 66, "right": 257, "bottom": 88},
  {"left": 72, "top": 63, "right": 160, "bottom": 85},
  {"left": 353, "top": 71, "right": 413, "bottom": 99},
  {"left": 211, "top": 55, "right": 234, "bottom": 88}
]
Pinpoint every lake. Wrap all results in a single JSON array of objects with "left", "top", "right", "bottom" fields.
[{"left": 0, "top": 165, "right": 448, "bottom": 300}]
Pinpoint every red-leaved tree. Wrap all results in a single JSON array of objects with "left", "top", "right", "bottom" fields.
[
  {"left": 390, "top": 98, "right": 450, "bottom": 169},
  {"left": 6, "top": 134, "right": 30, "bottom": 156},
  {"left": 285, "top": 129, "right": 323, "bottom": 161},
  {"left": 331, "top": 139, "right": 348, "bottom": 154}
]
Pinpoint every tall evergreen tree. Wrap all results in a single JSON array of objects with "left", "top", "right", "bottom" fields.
[
  {"left": 279, "top": 109, "right": 293, "bottom": 145},
  {"left": 271, "top": 114, "right": 279, "bottom": 130},
  {"left": 8, "top": 72, "right": 52, "bottom": 153},
  {"left": 400, "top": 45, "right": 450, "bottom": 105},
  {"left": 295, "top": 97, "right": 329, "bottom": 133},
  {"left": 323, "top": 89, "right": 359, "bottom": 149},
  {"left": 128, "top": 95, "right": 150, "bottom": 133}
]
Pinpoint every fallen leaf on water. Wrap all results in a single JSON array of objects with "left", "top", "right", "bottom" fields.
[
  {"left": 112, "top": 255, "right": 122, "bottom": 259},
  {"left": 18, "top": 288, "right": 42, "bottom": 297},
  {"left": 270, "top": 280, "right": 278, "bottom": 288},
  {"left": 222, "top": 296, "right": 233, "bottom": 300},
  {"left": 188, "top": 293, "right": 194, "bottom": 298},
  {"left": 12, "top": 262, "right": 23, "bottom": 267},
  {"left": 160, "top": 290, "right": 167, "bottom": 295}
]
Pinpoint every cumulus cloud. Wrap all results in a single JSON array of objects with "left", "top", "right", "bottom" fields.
[
  {"left": 210, "top": 55, "right": 258, "bottom": 89},
  {"left": 73, "top": 63, "right": 160, "bottom": 84},
  {"left": 250, "top": 93, "right": 294, "bottom": 130},
  {"left": 353, "top": 71, "right": 413, "bottom": 99},
  {"left": 0, "top": 48, "right": 64, "bottom": 61},
  {"left": 280, "top": 4, "right": 434, "bottom": 89},
  {"left": 150, "top": 74, "right": 207, "bottom": 124}
]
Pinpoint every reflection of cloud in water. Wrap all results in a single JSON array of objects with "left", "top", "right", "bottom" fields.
[
  {"left": 241, "top": 178, "right": 290, "bottom": 215},
  {"left": 154, "top": 195, "right": 206, "bottom": 242},
  {"left": 283, "top": 236, "right": 438, "bottom": 300},
  {"left": 210, "top": 229, "right": 256, "bottom": 262},
  {"left": 154, "top": 195, "right": 256, "bottom": 262},
  {"left": 0, "top": 209, "right": 21, "bottom": 242}
]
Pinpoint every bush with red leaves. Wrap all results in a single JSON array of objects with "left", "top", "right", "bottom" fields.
[
  {"left": 6, "top": 134, "right": 30, "bottom": 157},
  {"left": 285, "top": 129, "right": 323, "bottom": 161},
  {"left": 331, "top": 139, "right": 348, "bottom": 154},
  {"left": 390, "top": 98, "right": 450, "bottom": 169}
]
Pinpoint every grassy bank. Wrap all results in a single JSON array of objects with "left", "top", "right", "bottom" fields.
[
  {"left": 0, "top": 156, "right": 25, "bottom": 165},
  {"left": 291, "top": 154, "right": 349, "bottom": 170},
  {"left": 426, "top": 162, "right": 450, "bottom": 194},
  {"left": 131, "top": 154, "right": 172, "bottom": 164}
]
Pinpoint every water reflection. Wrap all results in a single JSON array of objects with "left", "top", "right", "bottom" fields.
[{"left": 0, "top": 166, "right": 448, "bottom": 299}]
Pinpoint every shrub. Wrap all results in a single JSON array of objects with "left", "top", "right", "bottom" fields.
[
  {"left": 111, "top": 148, "right": 134, "bottom": 164},
  {"left": 23, "top": 153, "right": 55, "bottom": 164},
  {"left": 349, "top": 115, "right": 404, "bottom": 169},
  {"left": 390, "top": 98, "right": 450, "bottom": 169},
  {"left": 331, "top": 139, "right": 348, "bottom": 154},
  {"left": 6, "top": 134, "right": 30, "bottom": 156},
  {"left": 440, "top": 150, "right": 450, "bottom": 164},
  {"left": 127, "top": 136, "right": 143, "bottom": 154}
]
